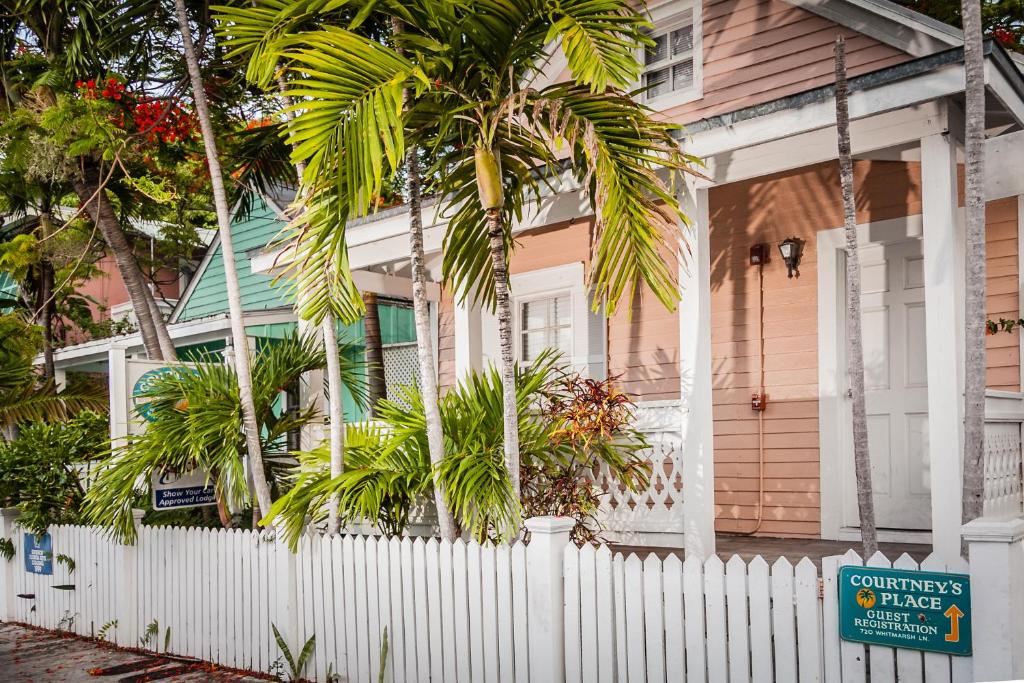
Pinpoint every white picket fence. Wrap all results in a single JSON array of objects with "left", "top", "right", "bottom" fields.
[
  {"left": 0, "top": 513, "right": 1020, "bottom": 682},
  {"left": 563, "top": 546, "right": 972, "bottom": 683}
]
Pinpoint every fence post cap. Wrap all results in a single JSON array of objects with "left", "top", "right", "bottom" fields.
[
  {"left": 524, "top": 516, "right": 576, "bottom": 534},
  {"left": 962, "top": 515, "right": 1024, "bottom": 544},
  {"left": 0, "top": 508, "right": 21, "bottom": 521}
]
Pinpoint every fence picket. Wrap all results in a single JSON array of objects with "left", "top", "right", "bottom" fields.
[
  {"left": 821, "top": 555, "right": 842, "bottom": 683},
  {"left": 662, "top": 555, "right": 685, "bottom": 682},
  {"left": 387, "top": 536, "right": 406, "bottom": 683},
  {"left": 613, "top": 552, "right": 628, "bottom": 683},
  {"left": 795, "top": 557, "right": 823, "bottom": 683},
  {"left": 375, "top": 536, "right": 392, "bottom": 683},
  {"left": 564, "top": 545, "right": 583, "bottom": 683},
  {"left": 594, "top": 545, "right": 616, "bottom": 683},
  {"left": 424, "top": 538, "right": 444, "bottom": 683},
  {"left": 510, "top": 542, "right": 529, "bottom": 683},
  {"left": 748, "top": 556, "right": 772, "bottom": 683},
  {"left": 495, "top": 544, "right": 515, "bottom": 683},
  {"left": 467, "top": 540, "right": 485, "bottom": 683},
  {"left": 439, "top": 539, "right": 457, "bottom": 683},
  {"left": 838, "top": 550, "right": 867, "bottom": 683},
  {"left": 412, "top": 539, "right": 430, "bottom": 681},
  {"left": 343, "top": 535, "right": 360, "bottom": 683},
  {"left": 624, "top": 554, "right": 646, "bottom": 682},
  {"left": 481, "top": 543, "right": 500, "bottom": 683},
  {"left": 643, "top": 554, "right": 666, "bottom": 683},
  {"left": 726, "top": 555, "right": 751, "bottom": 683},
  {"left": 704, "top": 555, "right": 729, "bottom": 683},
  {"left": 452, "top": 540, "right": 471, "bottom": 683},
  {"left": 682, "top": 555, "right": 707, "bottom": 683},
  {"left": 367, "top": 537, "right": 384, "bottom": 683}
]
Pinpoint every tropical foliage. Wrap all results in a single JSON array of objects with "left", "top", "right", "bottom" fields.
[
  {"left": 83, "top": 333, "right": 365, "bottom": 542},
  {"left": 0, "top": 313, "right": 105, "bottom": 432},
  {"left": 0, "top": 410, "right": 108, "bottom": 535},
  {"left": 266, "top": 353, "right": 651, "bottom": 549}
]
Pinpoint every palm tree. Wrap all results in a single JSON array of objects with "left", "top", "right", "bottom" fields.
[
  {"left": 218, "top": 0, "right": 696, "bottom": 503},
  {"left": 173, "top": 0, "right": 275, "bottom": 518},
  {"left": 83, "top": 333, "right": 365, "bottom": 542},
  {"left": 834, "top": 36, "right": 877, "bottom": 558},
  {"left": 960, "top": 0, "right": 987, "bottom": 536}
]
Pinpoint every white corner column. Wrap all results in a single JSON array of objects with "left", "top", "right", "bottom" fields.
[
  {"left": 963, "top": 516, "right": 1024, "bottom": 680},
  {"left": 296, "top": 315, "right": 325, "bottom": 451},
  {"left": 0, "top": 507, "right": 21, "bottom": 622},
  {"left": 921, "top": 131, "right": 966, "bottom": 561},
  {"left": 679, "top": 181, "right": 716, "bottom": 558},
  {"left": 454, "top": 298, "right": 483, "bottom": 382}
]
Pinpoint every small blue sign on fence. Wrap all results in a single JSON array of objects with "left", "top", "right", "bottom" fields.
[
  {"left": 151, "top": 469, "right": 217, "bottom": 510},
  {"left": 24, "top": 532, "right": 52, "bottom": 575},
  {"left": 838, "top": 565, "right": 971, "bottom": 656}
]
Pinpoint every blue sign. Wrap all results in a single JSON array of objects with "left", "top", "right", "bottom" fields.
[
  {"left": 151, "top": 469, "right": 217, "bottom": 509},
  {"left": 24, "top": 533, "right": 53, "bottom": 575},
  {"left": 839, "top": 565, "right": 971, "bottom": 656}
]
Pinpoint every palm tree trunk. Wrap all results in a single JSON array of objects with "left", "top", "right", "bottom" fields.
[
  {"left": 835, "top": 36, "right": 878, "bottom": 558},
  {"left": 363, "top": 291, "right": 386, "bottom": 413},
  {"left": 485, "top": 210, "right": 521, "bottom": 498},
  {"left": 392, "top": 17, "right": 458, "bottom": 540},
  {"left": 174, "top": 0, "right": 273, "bottom": 518},
  {"left": 407, "top": 146, "right": 458, "bottom": 541},
  {"left": 146, "top": 289, "right": 177, "bottom": 360},
  {"left": 960, "top": 0, "right": 987, "bottom": 538},
  {"left": 322, "top": 318, "right": 346, "bottom": 534},
  {"left": 71, "top": 171, "right": 166, "bottom": 360}
]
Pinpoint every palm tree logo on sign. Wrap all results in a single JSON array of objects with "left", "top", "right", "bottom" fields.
[{"left": 856, "top": 588, "right": 876, "bottom": 609}]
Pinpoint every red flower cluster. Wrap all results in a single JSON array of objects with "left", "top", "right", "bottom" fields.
[
  {"left": 75, "top": 77, "right": 196, "bottom": 145},
  {"left": 992, "top": 27, "right": 1019, "bottom": 47}
]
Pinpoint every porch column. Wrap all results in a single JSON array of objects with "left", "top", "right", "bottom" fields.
[
  {"left": 680, "top": 181, "right": 716, "bottom": 558},
  {"left": 454, "top": 298, "right": 483, "bottom": 382},
  {"left": 921, "top": 131, "right": 966, "bottom": 561}
]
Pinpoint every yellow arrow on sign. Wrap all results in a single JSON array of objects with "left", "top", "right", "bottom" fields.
[{"left": 944, "top": 604, "right": 964, "bottom": 642}]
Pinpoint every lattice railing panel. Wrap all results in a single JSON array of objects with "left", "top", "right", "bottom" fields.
[{"left": 983, "top": 420, "right": 1024, "bottom": 517}]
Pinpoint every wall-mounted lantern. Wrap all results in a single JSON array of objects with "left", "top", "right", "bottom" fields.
[{"left": 778, "top": 237, "right": 804, "bottom": 278}]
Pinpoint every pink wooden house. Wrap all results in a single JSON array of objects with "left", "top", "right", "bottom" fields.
[{"left": 254, "top": 0, "right": 1024, "bottom": 560}]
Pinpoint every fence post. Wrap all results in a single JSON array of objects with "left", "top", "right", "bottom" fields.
[
  {"left": 116, "top": 509, "right": 145, "bottom": 647},
  {"left": 0, "top": 508, "right": 22, "bottom": 622},
  {"left": 963, "top": 515, "right": 1024, "bottom": 681},
  {"left": 525, "top": 516, "right": 574, "bottom": 682}
]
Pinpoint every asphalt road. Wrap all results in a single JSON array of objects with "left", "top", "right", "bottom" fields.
[{"left": 0, "top": 623, "right": 268, "bottom": 683}]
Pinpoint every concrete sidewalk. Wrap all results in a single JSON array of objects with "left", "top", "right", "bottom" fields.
[{"left": 0, "top": 623, "right": 268, "bottom": 682}]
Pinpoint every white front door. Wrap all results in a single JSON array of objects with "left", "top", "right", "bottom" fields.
[{"left": 840, "top": 227, "right": 931, "bottom": 531}]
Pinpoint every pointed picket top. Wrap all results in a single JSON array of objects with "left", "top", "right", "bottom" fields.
[
  {"left": 795, "top": 556, "right": 818, "bottom": 579},
  {"left": 578, "top": 542, "right": 596, "bottom": 562},
  {"left": 725, "top": 554, "right": 746, "bottom": 576},
  {"left": 510, "top": 539, "right": 525, "bottom": 561},
  {"left": 840, "top": 548, "right": 863, "bottom": 566},
  {"left": 772, "top": 555, "right": 794, "bottom": 574},
  {"left": 682, "top": 554, "right": 703, "bottom": 574},
  {"left": 425, "top": 536, "right": 439, "bottom": 552},
  {"left": 704, "top": 553, "right": 725, "bottom": 572},
  {"left": 412, "top": 535, "right": 426, "bottom": 550},
  {"left": 595, "top": 543, "right": 612, "bottom": 563},
  {"left": 892, "top": 553, "right": 919, "bottom": 571},
  {"left": 867, "top": 550, "right": 891, "bottom": 568},
  {"left": 624, "top": 553, "right": 643, "bottom": 571},
  {"left": 643, "top": 553, "right": 662, "bottom": 571},
  {"left": 663, "top": 552, "right": 683, "bottom": 573},
  {"left": 365, "top": 534, "right": 379, "bottom": 554},
  {"left": 439, "top": 537, "right": 452, "bottom": 553}
]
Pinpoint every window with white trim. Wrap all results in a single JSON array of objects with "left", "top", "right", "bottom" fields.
[
  {"left": 519, "top": 294, "right": 573, "bottom": 363},
  {"left": 641, "top": 5, "right": 701, "bottom": 107}
]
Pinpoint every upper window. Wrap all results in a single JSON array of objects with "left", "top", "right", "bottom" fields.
[
  {"left": 520, "top": 294, "right": 572, "bottom": 363},
  {"left": 641, "top": 5, "right": 702, "bottom": 107}
]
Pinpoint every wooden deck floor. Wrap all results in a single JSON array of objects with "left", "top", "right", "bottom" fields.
[{"left": 610, "top": 534, "right": 932, "bottom": 567}]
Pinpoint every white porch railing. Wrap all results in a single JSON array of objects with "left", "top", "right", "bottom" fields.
[
  {"left": 983, "top": 390, "right": 1024, "bottom": 517},
  {"left": 591, "top": 400, "right": 683, "bottom": 546}
]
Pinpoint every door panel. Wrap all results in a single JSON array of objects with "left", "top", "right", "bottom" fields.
[{"left": 842, "top": 234, "right": 931, "bottom": 530}]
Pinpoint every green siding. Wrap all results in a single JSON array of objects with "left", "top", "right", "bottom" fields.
[
  {"left": 177, "top": 198, "right": 293, "bottom": 321},
  {"left": 0, "top": 272, "right": 18, "bottom": 312}
]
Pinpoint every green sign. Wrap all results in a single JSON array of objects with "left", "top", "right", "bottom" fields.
[{"left": 839, "top": 566, "right": 971, "bottom": 656}]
